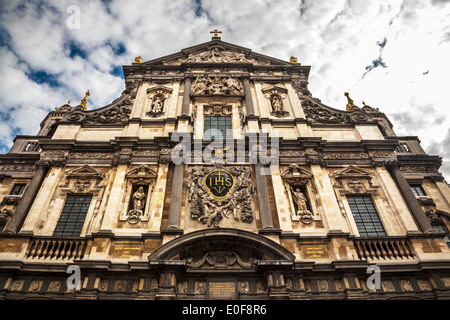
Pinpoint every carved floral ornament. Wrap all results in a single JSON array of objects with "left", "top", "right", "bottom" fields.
[
  {"left": 332, "top": 165, "right": 379, "bottom": 196},
  {"left": 186, "top": 251, "right": 257, "bottom": 269}
]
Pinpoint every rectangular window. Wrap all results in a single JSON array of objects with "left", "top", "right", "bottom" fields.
[
  {"left": 410, "top": 185, "right": 426, "bottom": 197},
  {"left": 432, "top": 225, "right": 450, "bottom": 248},
  {"left": 204, "top": 116, "right": 232, "bottom": 141},
  {"left": 53, "top": 195, "right": 92, "bottom": 237},
  {"left": 10, "top": 184, "right": 26, "bottom": 195},
  {"left": 347, "top": 195, "right": 386, "bottom": 237}
]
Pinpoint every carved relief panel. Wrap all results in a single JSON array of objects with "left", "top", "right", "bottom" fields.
[
  {"left": 192, "top": 75, "right": 244, "bottom": 96},
  {"left": 119, "top": 165, "right": 157, "bottom": 224},
  {"left": 186, "top": 165, "right": 256, "bottom": 229},
  {"left": 282, "top": 164, "right": 320, "bottom": 224}
]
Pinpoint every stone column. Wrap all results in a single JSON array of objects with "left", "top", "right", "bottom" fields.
[
  {"left": 181, "top": 77, "right": 191, "bottom": 116},
  {"left": 4, "top": 165, "right": 48, "bottom": 234},
  {"left": 167, "top": 163, "right": 184, "bottom": 230},
  {"left": 388, "top": 164, "right": 433, "bottom": 233},
  {"left": 243, "top": 78, "right": 255, "bottom": 116},
  {"left": 254, "top": 163, "right": 274, "bottom": 230}
]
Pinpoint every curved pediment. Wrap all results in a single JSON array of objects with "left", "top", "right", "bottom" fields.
[
  {"left": 148, "top": 228, "right": 295, "bottom": 269},
  {"left": 302, "top": 96, "right": 377, "bottom": 125}
]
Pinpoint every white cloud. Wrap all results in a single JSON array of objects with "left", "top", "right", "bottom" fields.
[{"left": 0, "top": 0, "right": 449, "bottom": 179}]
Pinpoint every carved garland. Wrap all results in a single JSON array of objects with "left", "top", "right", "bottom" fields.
[{"left": 186, "top": 251, "right": 257, "bottom": 269}]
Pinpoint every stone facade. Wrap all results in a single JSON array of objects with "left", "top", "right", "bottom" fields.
[{"left": 0, "top": 35, "right": 450, "bottom": 300}]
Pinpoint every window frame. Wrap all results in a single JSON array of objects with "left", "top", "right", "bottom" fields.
[
  {"left": 410, "top": 185, "right": 426, "bottom": 197},
  {"left": 203, "top": 115, "right": 233, "bottom": 141},
  {"left": 53, "top": 194, "right": 92, "bottom": 237},
  {"left": 9, "top": 183, "right": 26, "bottom": 196},
  {"left": 346, "top": 194, "right": 387, "bottom": 238}
]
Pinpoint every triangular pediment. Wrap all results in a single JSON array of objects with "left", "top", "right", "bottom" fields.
[
  {"left": 133, "top": 40, "right": 295, "bottom": 67},
  {"left": 333, "top": 165, "right": 372, "bottom": 180},
  {"left": 65, "top": 165, "right": 106, "bottom": 180}
]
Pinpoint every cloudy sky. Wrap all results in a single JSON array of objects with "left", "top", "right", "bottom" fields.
[{"left": 0, "top": 0, "right": 449, "bottom": 179}]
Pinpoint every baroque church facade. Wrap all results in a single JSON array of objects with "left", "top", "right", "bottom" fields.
[{"left": 0, "top": 32, "right": 450, "bottom": 300}]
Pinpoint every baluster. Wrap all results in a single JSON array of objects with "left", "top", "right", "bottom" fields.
[
  {"left": 365, "top": 242, "right": 374, "bottom": 259},
  {"left": 70, "top": 242, "right": 78, "bottom": 260},
  {"left": 355, "top": 242, "right": 363, "bottom": 260},
  {"left": 42, "top": 240, "right": 50, "bottom": 259},
  {"left": 77, "top": 242, "right": 86, "bottom": 260},
  {"left": 69, "top": 241, "right": 76, "bottom": 260},
  {"left": 53, "top": 241, "right": 62, "bottom": 260},
  {"left": 383, "top": 241, "right": 394, "bottom": 260},
  {"left": 399, "top": 241, "right": 413, "bottom": 259},
  {"left": 35, "top": 240, "right": 45, "bottom": 259},
  {"left": 393, "top": 241, "right": 404, "bottom": 259},
  {"left": 372, "top": 242, "right": 382, "bottom": 259},
  {"left": 404, "top": 241, "right": 415, "bottom": 258},
  {"left": 60, "top": 241, "right": 68, "bottom": 260},
  {"left": 27, "top": 240, "right": 37, "bottom": 258},
  {"left": 377, "top": 241, "right": 388, "bottom": 260}
]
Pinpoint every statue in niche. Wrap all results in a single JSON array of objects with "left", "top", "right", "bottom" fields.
[
  {"left": 271, "top": 95, "right": 283, "bottom": 112},
  {"left": 291, "top": 187, "right": 308, "bottom": 211},
  {"left": 147, "top": 95, "right": 165, "bottom": 117},
  {"left": 128, "top": 186, "right": 146, "bottom": 219},
  {"left": 290, "top": 186, "right": 313, "bottom": 224},
  {"left": 269, "top": 94, "right": 289, "bottom": 117},
  {"left": 152, "top": 97, "right": 163, "bottom": 113}
]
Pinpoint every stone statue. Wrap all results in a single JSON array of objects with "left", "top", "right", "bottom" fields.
[
  {"left": 201, "top": 200, "right": 232, "bottom": 228},
  {"left": 132, "top": 187, "right": 146, "bottom": 214},
  {"left": 291, "top": 187, "right": 308, "bottom": 212},
  {"left": 152, "top": 97, "right": 164, "bottom": 113},
  {"left": 226, "top": 76, "right": 243, "bottom": 94},
  {"left": 271, "top": 95, "right": 283, "bottom": 112}
]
